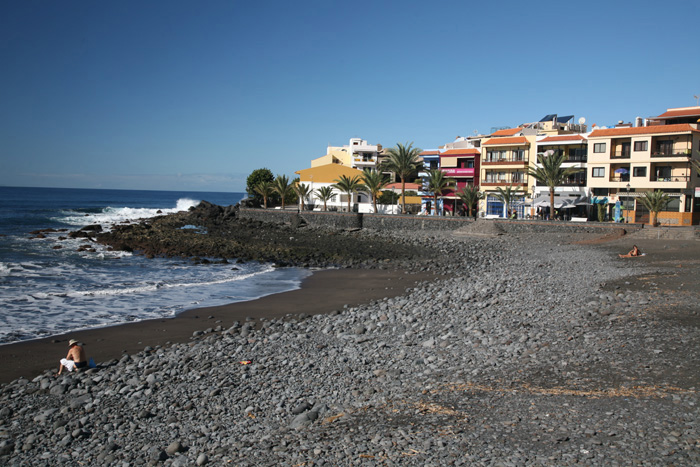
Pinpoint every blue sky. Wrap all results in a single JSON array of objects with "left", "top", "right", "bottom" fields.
[{"left": 2, "top": 0, "right": 699, "bottom": 193}]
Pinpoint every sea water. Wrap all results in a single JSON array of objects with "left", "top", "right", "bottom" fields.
[{"left": 0, "top": 187, "right": 312, "bottom": 344}]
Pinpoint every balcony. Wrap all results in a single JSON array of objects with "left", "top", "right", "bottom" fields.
[
  {"left": 482, "top": 157, "right": 529, "bottom": 165},
  {"left": 651, "top": 175, "right": 690, "bottom": 182},
  {"left": 441, "top": 167, "right": 475, "bottom": 177},
  {"left": 482, "top": 176, "right": 526, "bottom": 186},
  {"left": 650, "top": 151, "right": 692, "bottom": 158}
]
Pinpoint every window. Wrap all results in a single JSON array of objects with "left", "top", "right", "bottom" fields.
[
  {"left": 592, "top": 188, "right": 609, "bottom": 197},
  {"left": 656, "top": 140, "right": 673, "bottom": 155},
  {"left": 634, "top": 141, "right": 648, "bottom": 151},
  {"left": 592, "top": 167, "right": 605, "bottom": 177},
  {"left": 593, "top": 143, "right": 606, "bottom": 153},
  {"left": 512, "top": 149, "right": 525, "bottom": 161},
  {"left": 661, "top": 197, "right": 680, "bottom": 212},
  {"left": 633, "top": 167, "right": 647, "bottom": 177}
]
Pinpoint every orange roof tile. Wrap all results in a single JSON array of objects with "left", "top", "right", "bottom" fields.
[
  {"left": 491, "top": 127, "right": 522, "bottom": 136},
  {"left": 538, "top": 135, "right": 587, "bottom": 143},
  {"left": 440, "top": 148, "right": 480, "bottom": 156},
  {"left": 588, "top": 123, "right": 699, "bottom": 138},
  {"left": 482, "top": 136, "right": 529, "bottom": 146},
  {"left": 419, "top": 150, "right": 440, "bottom": 156},
  {"left": 653, "top": 107, "right": 700, "bottom": 119}
]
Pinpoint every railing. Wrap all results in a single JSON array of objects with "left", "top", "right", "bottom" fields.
[
  {"left": 564, "top": 156, "right": 587, "bottom": 163},
  {"left": 650, "top": 175, "right": 690, "bottom": 182},
  {"left": 483, "top": 177, "right": 526, "bottom": 184},
  {"left": 482, "top": 158, "right": 529, "bottom": 164},
  {"left": 651, "top": 151, "right": 692, "bottom": 158},
  {"left": 609, "top": 176, "right": 630, "bottom": 182},
  {"left": 610, "top": 154, "right": 631, "bottom": 159}
]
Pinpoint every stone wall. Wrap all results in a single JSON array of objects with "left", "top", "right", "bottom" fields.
[
  {"left": 362, "top": 214, "right": 474, "bottom": 231},
  {"left": 239, "top": 208, "right": 641, "bottom": 235},
  {"left": 239, "top": 208, "right": 363, "bottom": 230},
  {"left": 487, "top": 219, "right": 643, "bottom": 235}
]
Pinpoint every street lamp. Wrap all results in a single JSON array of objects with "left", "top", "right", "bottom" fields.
[{"left": 625, "top": 183, "right": 630, "bottom": 223}]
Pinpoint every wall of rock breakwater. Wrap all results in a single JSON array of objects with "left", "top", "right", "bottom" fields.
[{"left": 238, "top": 208, "right": 643, "bottom": 235}]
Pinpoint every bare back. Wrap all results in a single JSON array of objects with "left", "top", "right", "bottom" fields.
[{"left": 67, "top": 345, "right": 86, "bottom": 363}]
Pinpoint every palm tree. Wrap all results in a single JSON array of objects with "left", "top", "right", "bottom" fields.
[
  {"left": 333, "top": 174, "right": 364, "bottom": 212},
  {"left": 315, "top": 186, "right": 335, "bottom": 211},
  {"left": 456, "top": 185, "right": 483, "bottom": 218},
  {"left": 360, "top": 169, "right": 389, "bottom": 213},
  {"left": 252, "top": 180, "right": 273, "bottom": 209},
  {"left": 272, "top": 175, "right": 294, "bottom": 210},
  {"left": 494, "top": 184, "right": 521, "bottom": 218},
  {"left": 638, "top": 190, "right": 671, "bottom": 226},
  {"left": 381, "top": 142, "right": 422, "bottom": 214},
  {"left": 425, "top": 169, "right": 453, "bottom": 215},
  {"left": 527, "top": 150, "right": 581, "bottom": 219},
  {"left": 294, "top": 182, "right": 312, "bottom": 211}
]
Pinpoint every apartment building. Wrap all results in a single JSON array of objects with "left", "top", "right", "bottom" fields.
[
  {"left": 532, "top": 133, "right": 590, "bottom": 218},
  {"left": 587, "top": 106, "right": 700, "bottom": 225},
  {"left": 311, "top": 138, "right": 382, "bottom": 171},
  {"left": 478, "top": 127, "right": 537, "bottom": 217}
]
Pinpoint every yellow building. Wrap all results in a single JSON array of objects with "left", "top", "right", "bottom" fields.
[
  {"left": 478, "top": 128, "right": 537, "bottom": 217},
  {"left": 295, "top": 164, "right": 368, "bottom": 212}
]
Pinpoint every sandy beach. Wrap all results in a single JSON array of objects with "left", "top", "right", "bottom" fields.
[{"left": 0, "top": 268, "right": 434, "bottom": 384}]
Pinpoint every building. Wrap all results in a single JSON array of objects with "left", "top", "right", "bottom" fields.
[
  {"left": 478, "top": 127, "right": 537, "bottom": 217},
  {"left": 586, "top": 106, "right": 700, "bottom": 225},
  {"left": 295, "top": 164, "right": 369, "bottom": 212},
  {"left": 532, "top": 133, "right": 590, "bottom": 219},
  {"left": 439, "top": 148, "right": 480, "bottom": 214},
  {"left": 311, "top": 138, "right": 382, "bottom": 171}
]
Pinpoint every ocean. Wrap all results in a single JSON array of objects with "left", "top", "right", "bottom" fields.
[{"left": 0, "top": 186, "right": 312, "bottom": 344}]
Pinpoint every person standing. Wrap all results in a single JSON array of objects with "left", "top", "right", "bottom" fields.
[{"left": 57, "top": 339, "right": 87, "bottom": 375}]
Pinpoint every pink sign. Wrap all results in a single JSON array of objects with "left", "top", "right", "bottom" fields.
[{"left": 441, "top": 168, "right": 474, "bottom": 176}]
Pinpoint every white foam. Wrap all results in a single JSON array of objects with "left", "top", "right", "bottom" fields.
[{"left": 56, "top": 197, "right": 201, "bottom": 227}]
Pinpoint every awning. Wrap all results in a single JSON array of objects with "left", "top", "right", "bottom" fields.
[{"left": 533, "top": 195, "right": 586, "bottom": 208}]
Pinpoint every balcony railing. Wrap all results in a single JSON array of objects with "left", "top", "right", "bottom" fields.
[
  {"left": 651, "top": 151, "right": 692, "bottom": 158},
  {"left": 651, "top": 175, "right": 690, "bottom": 182},
  {"left": 482, "top": 158, "right": 528, "bottom": 164},
  {"left": 564, "top": 155, "right": 587, "bottom": 163},
  {"left": 483, "top": 177, "right": 526, "bottom": 184}
]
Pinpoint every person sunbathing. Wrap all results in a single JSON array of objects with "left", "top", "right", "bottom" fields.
[
  {"left": 57, "top": 339, "right": 88, "bottom": 375},
  {"left": 619, "top": 245, "right": 642, "bottom": 258}
]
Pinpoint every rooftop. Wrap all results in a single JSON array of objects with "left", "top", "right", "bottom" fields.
[
  {"left": 588, "top": 123, "right": 699, "bottom": 138},
  {"left": 482, "top": 136, "right": 529, "bottom": 146},
  {"left": 490, "top": 127, "right": 522, "bottom": 137}
]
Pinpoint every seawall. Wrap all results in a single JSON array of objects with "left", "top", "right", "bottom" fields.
[{"left": 238, "top": 208, "right": 644, "bottom": 235}]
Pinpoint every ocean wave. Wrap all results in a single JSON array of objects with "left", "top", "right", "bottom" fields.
[
  {"left": 33, "top": 264, "right": 277, "bottom": 299},
  {"left": 55, "top": 197, "right": 201, "bottom": 227}
]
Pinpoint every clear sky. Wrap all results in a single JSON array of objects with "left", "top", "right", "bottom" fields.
[{"left": 2, "top": 0, "right": 699, "bottom": 193}]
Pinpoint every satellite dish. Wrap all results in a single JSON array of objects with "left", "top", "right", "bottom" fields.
[{"left": 578, "top": 117, "right": 586, "bottom": 124}]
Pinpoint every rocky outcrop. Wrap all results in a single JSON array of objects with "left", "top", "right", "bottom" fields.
[{"left": 95, "top": 202, "right": 431, "bottom": 268}]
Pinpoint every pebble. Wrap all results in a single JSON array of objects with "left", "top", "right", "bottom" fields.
[{"left": 0, "top": 231, "right": 697, "bottom": 466}]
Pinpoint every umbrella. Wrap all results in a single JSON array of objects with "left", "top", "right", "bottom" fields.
[{"left": 614, "top": 168, "right": 629, "bottom": 174}]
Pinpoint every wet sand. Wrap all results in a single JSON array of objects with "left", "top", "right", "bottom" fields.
[{"left": 0, "top": 268, "right": 435, "bottom": 384}]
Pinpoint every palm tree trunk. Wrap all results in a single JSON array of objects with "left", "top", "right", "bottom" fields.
[
  {"left": 401, "top": 178, "right": 406, "bottom": 214},
  {"left": 373, "top": 195, "right": 378, "bottom": 214},
  {"left": 549, "top": 187, "right": 555, "bottom": 221}
]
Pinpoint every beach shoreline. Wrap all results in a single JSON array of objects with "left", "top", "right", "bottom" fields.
[{"left": 0, "top": 267, "right": 435, "bottom": 384}]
